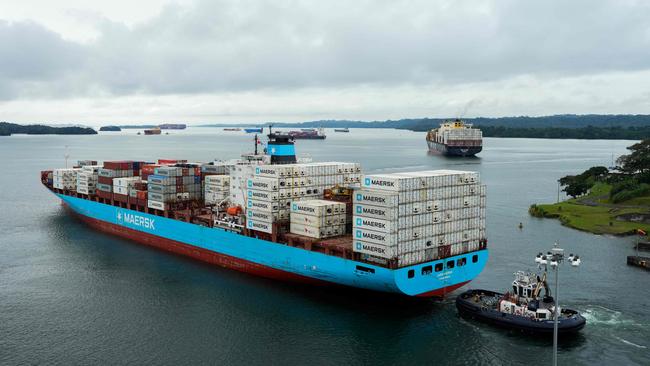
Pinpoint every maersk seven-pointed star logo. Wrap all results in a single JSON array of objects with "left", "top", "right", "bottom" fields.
[
  {"left": 117, "top": 211, "right": 123, "bottom": 221},
  {"left": 270, "top": 147, "right": 276, "bottom": 154}
]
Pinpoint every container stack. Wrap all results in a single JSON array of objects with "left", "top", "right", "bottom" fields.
[
  {"left": 53, "top": 169, "right": 79, "bottom": 190},
  {"left": 352, "top": 170, "right": 486, "bottom": 267},
  {"left": 244, "top": 162, "right": 361, "bottom": 234},
  {"left": 77, "top": 160, "right": 98, "bottom": 167},
  {"left": 96, "top": 161, "right": 140, "bottom": 200},
  {"left": 147, "top": 165, "right": 201, "bottom": 211},
  {"left": 113, "top": 177, "right": 142, "bottom": 203},
  {"left": 204, "top": 175, "right": 230, "bottom": 205},
  {"left": 289, "top": 200, "right": 347, "bottom": 239},
  {"left": 76, "top": 165, "right": 101, "bottom": 195}
]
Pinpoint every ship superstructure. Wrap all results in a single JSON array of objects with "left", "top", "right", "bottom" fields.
[
  {"left": 41, "top": 133, "right": 488, "bottom": 297},
  {"left": 426, "top": 119, "right": 483, "bottom": 157}
]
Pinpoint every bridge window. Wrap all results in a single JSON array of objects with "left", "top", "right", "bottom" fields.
[
  {"left": 421, "top": 265, "right": 432, "bottom": 275},
  {"left": 407, "top": 269, "right": 415, "bottom": 279},
  {"left": 472, "top": 255, "right": 479, "bottom": 263},
  {"left": 447, "top": 260, "right": 455, "bottom": 269},
  {"left": 355, "top": 265, "right": 375, "bottom": 274}
]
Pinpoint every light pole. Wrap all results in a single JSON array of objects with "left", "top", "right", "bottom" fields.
[{"left": 535, "top": 243, "right": 581, "bottom": 366}]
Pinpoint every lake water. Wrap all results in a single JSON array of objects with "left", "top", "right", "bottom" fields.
[{"left": 1, "top": 128, "right": 648, "bottom": 365}]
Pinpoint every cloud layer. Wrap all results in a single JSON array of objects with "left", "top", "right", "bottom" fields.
[{"left": 1, "top": 0, "right": 650, "bottom": 122}]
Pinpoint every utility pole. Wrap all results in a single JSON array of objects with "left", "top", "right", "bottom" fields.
[{"left": 535, "top": 243, "right": 581, "bottom": 366}]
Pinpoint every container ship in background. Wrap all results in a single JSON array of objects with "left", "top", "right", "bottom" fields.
[
  {"left": 288, "top": 128, "right": 326, "bottom": 140},
  {"left": 144, "top": 127, "right": 161, "bottom": 135},
  {"left": 159, "top": 123, "right": 187, "bottom": 130},
  {"left": 426, "top": 119, "right": 483, "bottom": 157},
  {"left": 41, "top": 133, "right": 488, "bottom": 297}
]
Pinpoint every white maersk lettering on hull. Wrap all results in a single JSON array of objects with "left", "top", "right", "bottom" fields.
[{"left": 118, "top": 211, "right": 155, "bottom": 230}]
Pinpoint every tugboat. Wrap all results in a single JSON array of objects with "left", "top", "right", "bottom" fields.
[{"left": 456, "top": 269, "right": 586, "bottom": 335}]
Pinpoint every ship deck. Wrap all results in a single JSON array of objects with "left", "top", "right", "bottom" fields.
[{"left": 45, "top": 181, "right": 486, "bottom": 271}]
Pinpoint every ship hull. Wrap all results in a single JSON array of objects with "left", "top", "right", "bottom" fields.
[
  {"left": 56, "top": 193, "right": 488, "bottom": 297},
  {"left": 427, "top": 140, "right": 482, "bottom": 157}
]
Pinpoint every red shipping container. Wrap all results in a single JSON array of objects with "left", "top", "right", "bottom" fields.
[
  {"left": 137, "top": 191, "right": 147, "bottom": 200},
  {"left": 98, "top": 176, "right": 113, "bottom": 185},
  {"left": 158, "top": 159, "right": 187, "bottom": 165},
  {"left": 113, "top": 193, "right": 129, "bottom": 203},
  {"left": 96, "top": 190, "right": 112, "bottom": 200},
  {"left": 104, "top": 161, "right": 135, "bottom": 170},
  {"left": 141, "top": 164, "right": 160, "bottom": 175}
]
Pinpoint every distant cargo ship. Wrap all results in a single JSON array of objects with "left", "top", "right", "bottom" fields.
[
  {"left": 144, "top": 127, "right": 161, "bottom": 135},
  {"left": 288, "top": 128, "right": 326, "bottom": 140},
  {"left": 159, "top": 124, "right": 187, "bottom": 130},
  {"left": 334, "top": 128, "right": 350, "bottom": 133},
  {"left": 40, "top": 133, "right": 488, "bottom": 297},
  {"left": 426, "top": 119, "right": 483, "bottom": 157},
  {"left": 224, "top": 128, "right": 242, "bottom": 131}
]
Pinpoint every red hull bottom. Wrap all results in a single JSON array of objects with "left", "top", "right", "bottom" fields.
[
  {"left": 72, "top": 209, "right": 325, "bottom": 286},
  {"left": 67, "top": 205, "right": 469, "bottom": 297}
]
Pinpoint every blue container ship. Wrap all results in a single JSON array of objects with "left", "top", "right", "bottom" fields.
[{"left": 42, "top": 133, "right": 488, "bottom": 297}]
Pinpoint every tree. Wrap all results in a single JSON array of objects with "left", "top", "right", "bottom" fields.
[
  {"left": 559, "top": 175, "right": 591, "bottom": 198},
  {"left": 617, "top": 139, "right": 650, "bottom": 175}
]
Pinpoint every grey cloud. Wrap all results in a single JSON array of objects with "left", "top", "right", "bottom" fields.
[{"left": 1, "top": 0, "right": 650, "bottom": 100}]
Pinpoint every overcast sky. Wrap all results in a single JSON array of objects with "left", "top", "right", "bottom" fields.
[{"left": 1, "top": 0, "right": 649, "bottom": 125}]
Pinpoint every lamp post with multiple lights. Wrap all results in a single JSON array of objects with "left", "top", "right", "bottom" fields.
[{"left": 535, "top": 243, "right": 581, "bottom": 366}]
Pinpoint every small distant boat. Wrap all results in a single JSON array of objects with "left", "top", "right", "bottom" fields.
[
  {"left": 244, "top": 128, "right": 263, "bottom": 133},
  {"left": 334, "top": 128, "right": 350, "bottom": 133},
  {"left": 224, "top": 128, "right": 242, "bottom": 131},
  {"left": 144, "top": 127, "right": 161, "bottom": 135}
]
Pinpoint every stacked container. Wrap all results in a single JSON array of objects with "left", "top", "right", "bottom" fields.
[
  {"left": 289, "top": 200, "right": 347, "bottom": 239},
  {"left": 204, "top": 175, "right": 230, "bottom": 205},
  {"left": 53, "top": 169, "right": 79, "bottom": 190},
  {"left": 147, "top": 165, "right": 201, "bottom": 211},
  {"left": 76, "top": 165, "right": 101, "bottom": 195},
  {"left": 244, "top": 162, "right": 361, "bottom": 234},
  {"left": 113, "top": 177, "right": 142, "bottom": 203},
  {"left": 353, "top": 170, "right": 486, "bottom": 267},
  {"left": 96, "top": 161, "right": 141, "bottom": 200}
]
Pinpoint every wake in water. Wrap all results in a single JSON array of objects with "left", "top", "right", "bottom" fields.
[
  {"left": 581, "top": 305, "right": 637, "bottom": 327},
  {"left": 581, "top": 305, "right": 648, "bottom": 350}
]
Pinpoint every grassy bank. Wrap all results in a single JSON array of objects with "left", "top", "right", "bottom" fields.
[{"left": 529, "top": 183, "right": 650, "bottom": 235}]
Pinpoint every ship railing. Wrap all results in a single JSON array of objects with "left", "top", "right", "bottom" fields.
[{"left": 213, "top": 219, "right": 244, "bottom": 232}]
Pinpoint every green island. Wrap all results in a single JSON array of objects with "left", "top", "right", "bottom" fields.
[
  {"left": 99, "top": 125, "right": 121, "bottom": 132},
  {"left": 0, "top": 122, "right": 97, "bottom": 136},
  {"left": 530, "top": 140, "right": 650, "bottom": 235}
]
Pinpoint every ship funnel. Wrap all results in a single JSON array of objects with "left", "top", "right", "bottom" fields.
[{"left": 267, "top": 132, "right": 297, "bottom": 164}]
